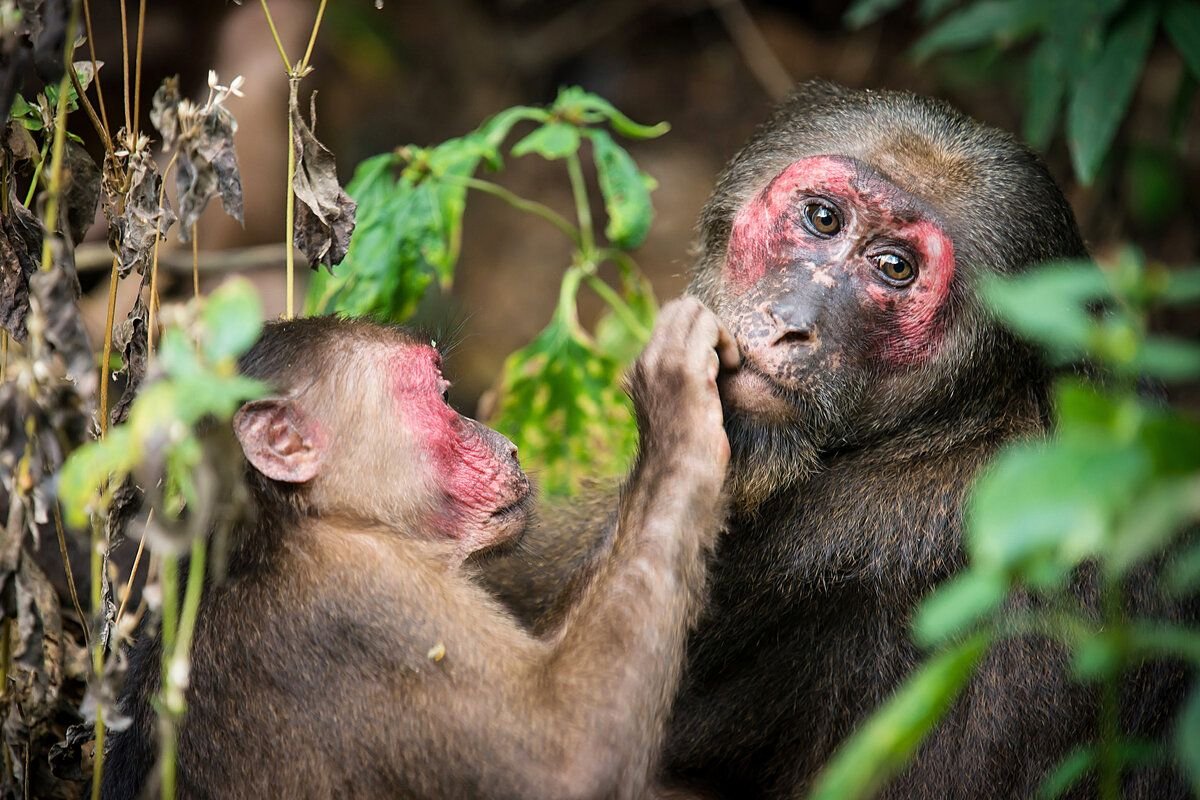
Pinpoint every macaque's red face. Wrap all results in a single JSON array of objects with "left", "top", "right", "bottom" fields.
[
  {"left": 386, "top": 345, "right": 532, "bottom": 553},
  {"left": 716, "top": 154, "right": 956, "bottom": 419},
  {"left": 234, "top": 337, "right": 532, "bottom": 561}
]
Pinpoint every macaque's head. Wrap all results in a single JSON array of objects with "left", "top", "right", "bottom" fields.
[{"left": 233, "top": 318, "right": 531, "bottom": 559}]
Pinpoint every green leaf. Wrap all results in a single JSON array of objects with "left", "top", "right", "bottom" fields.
[
  {"left": 1165, "top": 0, "right": 1200, "bottom": 83},
  {"left": 490, "top": 305, "right": 639, "bottom": 496},
  {"left": 981, "top": 263, "right": 1109, "bottom": 357},
  {"left": 1160, "top": 268, "right": 1200, "bottom": 304},
  {"left": 1178, "top": 690, "right": 1200, "bottom": 796},
  {"left": 587, "top": 129, "right": 656, "bottom": 249},
  {"left": 58, "top": 427, "right": 138, "bottom": 528},
  {"left": 1024, "top": 38, "right": 1067, "bottom": 150},
  {"left": 1167, "top": 543, "right": 1200, "bottom": 596},
  {"left": 967, "top": 438, "right": 1150, "bottom": 586},
  {"left": 594, "top": 266, "right": 657, "bottom": 364},
  {"left": 1038, "top": 747, "right": 1095, "bottom": 799},
  {"left": 200, "top": 277, "right": 264, "bottom": 363},
  {"left": 511, "top": 122, "right": 582, "bottom": 161},
  {"left": 911, "top": 0, "right": 1043, "bottom": 61},
  {"left": 553, "top": 87, "right": 670, "bottom": 139},
  {"left": 844, "top": 0, "right": 907, "bottom": 29},
  {"left": 1134, "top": 337, "right": 1200, "bottom": 381},
  {"left": 914, "top": 571, "right": 1008, "bottom": 646},
  {"left": 808, "top": 635, "right": 990, "bottom": 800},
  {"left": 9, "top": 93, "right": 37, "bottom": 121},
  {"left": 1065, "top": 3, "right": 1158, "bottom": 184}
]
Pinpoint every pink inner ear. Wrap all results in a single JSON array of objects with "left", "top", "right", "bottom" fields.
[{"left": 234, "top": 401, "right": 324, "bottom": 484}]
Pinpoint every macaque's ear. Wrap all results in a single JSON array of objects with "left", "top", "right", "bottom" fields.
[{"left": 233, "top": 398, "right": 324, "bottom": 483}]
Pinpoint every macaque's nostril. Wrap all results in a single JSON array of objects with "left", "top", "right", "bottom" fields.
[{"left": 777, "top": 328, "right": 813, "bottom": 346}]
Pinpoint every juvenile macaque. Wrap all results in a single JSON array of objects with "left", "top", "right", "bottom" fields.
[{"left": 102, "top": 300, "right": 737, "bottom": 799}]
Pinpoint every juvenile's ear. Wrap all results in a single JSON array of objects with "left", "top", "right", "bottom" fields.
[{"left": 233, "top": 398, "right": 324, "bottom": 483}]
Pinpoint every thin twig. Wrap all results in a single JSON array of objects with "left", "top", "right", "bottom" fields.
[
  {"left": 132, "top": 0, "right": 147, "bottom": 135},
  {"left": 81, "top": 0, "right": 111, "bottom": 135},
  {"left": 298, "top": 0, "right": 328, "bottom": 72},
  {"left": 97, "top": 259, "right": 119, "bottom": 437},
  {"left": 52, "top": 505, "right": 90, "bottom": 650},
  {"left": 37, "top": 53, "right": 78, "bottom": 272},
  {"left": 192, "top": 224, "right": 200, "bottom": 299},
  {"left": 450, "top": 175, "right": 581, "bottom": 245},
  {"left": 258, "top": 0, "right": 293, "bottom": 72},
  {"left": 114, "top": 509, "right": 151, "bottom": 627},
  {"left": 147, "top": 152, "right": 181, "bottom": 354},
  {"left": 119, "top": 0, "right": 131, "bottom": 135},
  {"left": 284, "top": 85, "right": 296, "bottom": 319},
  {"left": 710, "top": 0, "right": 793, "bottom": 101},
  {"left": 69, "top": 67, "right": 113, "bottom": 155},
  {"left": 565, "top": 152, "right": 594, "bottom": 258}
]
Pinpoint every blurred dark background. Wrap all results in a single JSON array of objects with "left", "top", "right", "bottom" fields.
[{"left": 67, "top": 0, "right": 1200, "bottom": 409}]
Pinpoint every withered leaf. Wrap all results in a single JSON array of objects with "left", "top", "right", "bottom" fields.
[
  {"left": 62, "top": 140, "right": 102, "bottom": 245},
  {"left": 6, "top": 118, "right": 40, "bottom": 162},
  {"left": 112, "top": 148, "right": 176, "bottom": 278},
  {"left": 0, "top": 194, "right": 40, "bottom": 341},
  {"left": 30, "top": 264, "right": 97, "bottom": 398},
  {"left": 109, "top": 296, "right": 148, "bottom": 428},
  {"left": 289, "top": 82, "right": 356, "bottom": 271},
  {"left": 150, "top": 75, "right": 182, "bottom": 149},
  {"left": 49, "top": 721, "right": 94, "bottom": 781},
  {"left": 176, "top": 104, "right": 244, "bottom": 240}
]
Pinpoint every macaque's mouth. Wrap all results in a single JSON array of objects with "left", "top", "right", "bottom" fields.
[
  {"left": 719, "top": 362, "right": 796, "bottom": 420},
  {"left": 490, "top": 479, "right": 533, "bottom": 520}
]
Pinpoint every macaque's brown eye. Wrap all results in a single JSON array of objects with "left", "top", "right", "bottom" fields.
[
  {"left": 803, "top": 202, "right": 841, "bottom": 236},
  {"left": 875, "top": 252, "right": 915, "bottom": 285}
]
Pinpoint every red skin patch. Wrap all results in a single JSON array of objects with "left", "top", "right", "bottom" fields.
[
  {"left": 387, "top": 347, "right": 510, "bottom": 532},
  {"left": 725, "top": 155, "right": 956, "bottom": 365}
]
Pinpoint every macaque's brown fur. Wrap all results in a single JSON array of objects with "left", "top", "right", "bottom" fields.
[
  {"left": 102, "top": 302, "right": 736, "bottom": 800},
  {"left": 483, "top": 81, "right": 1194, "bottom": 798}
]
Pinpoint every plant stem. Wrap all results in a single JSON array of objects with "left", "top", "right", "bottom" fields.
[
  {"left": 118, "top": 0, "right": 131, "bottom": 134},
  {"left": 451, "top": 175, "right": 580, "bottom": 245},
  {"left": 91, "top": 716, "right": 105, "bottom": 800},
  {"left": 556, "top": 265, "right": 585, "bottom": 330},
  {"left": 284, "top": 85, "right": 296, "bottom": 319},
  {"left": 88, "top": 510, "right": 106, "bottom": 800},
  {"left": 98, "top": 258, "right": 119, "bottom": 437},
  {"left": 585, "top": 274, "right": 650, "bottom": 343},
  {"left": 147, "top": 152, "right": 181, "bottom": 354},
  {"left": 38, "top": 9, "right": 81, "bottom": 273},
  {"left": 23, "top": 141, "right": 49, "bottom": 209},
  {"left": 132, "top": 0, "right": 146, "bottom": 135},
  {"left": 192, "top": 224, "right": 200, "bottom": 299},
  {"left": 299, "top": 0, "right": 328, "bottom": 71},
  {"left": 115, "top": 509, "right": 151, "bottom": 626},
  {"left": 566, "top": 152, "right": 594, "bottom": 259},
  {"left": 53, "top": 504, "right": 89, "bottom": 649},
  {"left": 70, "top": 64, "right": 112, "bottom": 157},
  {"left": 258, "top": 0, "right": 293, "bottom": 72},
  {"left": 82, "top": 0, "right": 111, "bottom": 135},
  {"left": 159, "top": 553, "right": 179, "bottom": 800}
]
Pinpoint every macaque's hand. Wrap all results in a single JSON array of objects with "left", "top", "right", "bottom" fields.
[{"left": 628, "top": 297, "right": 739, "bottom": 476}]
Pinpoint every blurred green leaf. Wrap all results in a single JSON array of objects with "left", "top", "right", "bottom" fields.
[
  {"left": 1024, "top": 38, "right": 1067, "bottom": 150},
  {"left": 981, "top": 264, "right": 1108, "bottom": 357},
  {"left": 967, "top": 439, "right": 1150, "bottom": 586},
  {"left": 918, "top": 0, "right": 961, "bottom": 21},
  {"left": 58, "top": 427, "right": 137, "bottom": 528},
  {"left": 1167, "top": 544, "right": 1200, "bottom": 596},
  {"left": 1160, "top": 268, "right": 1200, "bottom": 304},
  {"left": 1065, "top": 3, "right": 1158, "bottom": 184},
  {"left": 808, "top": 635, "right": 989, "bottom": 800},
  {"left": 1135, "top": 338, "right": 1200, "bottom": 381},
  {"left": 201, "top": 278, "right": 265, "bottom": 363},
  {"left": 1124, "top": 146, "right": 1186, "bottom": 231},
  {"left": 845, "top": 0, "right": 907, "bottom": 28},
  {"left": 1165, "top": 0, "right": 1200, "bottom": 83},
  {"left": 1177, "top": 688, "right": 1200, "bottom": 794},
  {"left": 588, "top": 129, "right": 656, "bottom": 249},
  {"left": 512, "top": 122, "right": 582, "bottom": 161},
  {"left": 594, "top": 265, "right": 657, "bottom": 364},
  {"left": 914, "top": 571, "right": 1008, "bottom": 646},
  {"left": 911, "top": 0, "right": 1043, "bottom": 62},
  {"left": 1038, "top": 746, "right": 1095, "bottom": 799}
]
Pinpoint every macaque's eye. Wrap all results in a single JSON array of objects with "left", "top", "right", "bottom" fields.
[
  {"left": 802, "top": 201, "right": 841, "bottom": 237},
  {"left": 874, "top": 252, "right": 916, "bottom": 285}
]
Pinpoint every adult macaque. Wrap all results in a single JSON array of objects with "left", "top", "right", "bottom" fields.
[
  {"left": 484, "top": 81, "right": 1192, "bottom": 797},
  {"left": 102, "top": 301, "right": 737, "bottom": 800}
]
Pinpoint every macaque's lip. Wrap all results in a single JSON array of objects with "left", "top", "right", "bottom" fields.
[
  {"left": 490, "top": 479, "right": 533, "bottom": 521},
  {"left": 719, "top": 362, "right": 796, "bottom": 420}
]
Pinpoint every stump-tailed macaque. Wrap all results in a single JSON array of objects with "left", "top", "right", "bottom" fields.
[
  {"left": 483, "top": 80, "right": 1193, "bottom": 797},
  {"left": 102, "top": 300, "right": 737, "bottom": 799}
]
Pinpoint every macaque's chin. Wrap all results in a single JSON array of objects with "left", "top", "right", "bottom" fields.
[{"left": 718, "top": 365, "right": 796, "bottom": 422}]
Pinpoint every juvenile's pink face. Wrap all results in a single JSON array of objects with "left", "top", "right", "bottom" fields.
[
  {"left": 718, "top": 155, "right": 956, "bottom": 417},
  {"left": 387, "top": 345, "right": 531, "bottom": 554}
]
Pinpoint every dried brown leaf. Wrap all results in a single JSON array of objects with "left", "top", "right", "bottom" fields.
[
  {"left": 30, "top": 264, "right": 96, "bottom": 398},
  {"left": 110, "top": 147, "right": 176, "bottom": 279},
  {"left": 62, "top": 140, "right": 101, "bottom": 246},
  {"left": 150, "top": 75, "right": 182, "bottom": 149},
  {"left": 110, "top": 296, "right": 148, "bottom": 428},
  {"left": 289, "top": 83, "right": 356, "bottom": 270},
  {"left": 176, "top": 104, "right": 244, "bottom": 239},
  {"left": 0, "top": 195, "right": 39, "bottom": 341}
]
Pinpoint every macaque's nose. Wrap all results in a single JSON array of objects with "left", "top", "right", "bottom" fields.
[{"left": 764, "top": 303, "right": 817, "bottom": 349}]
